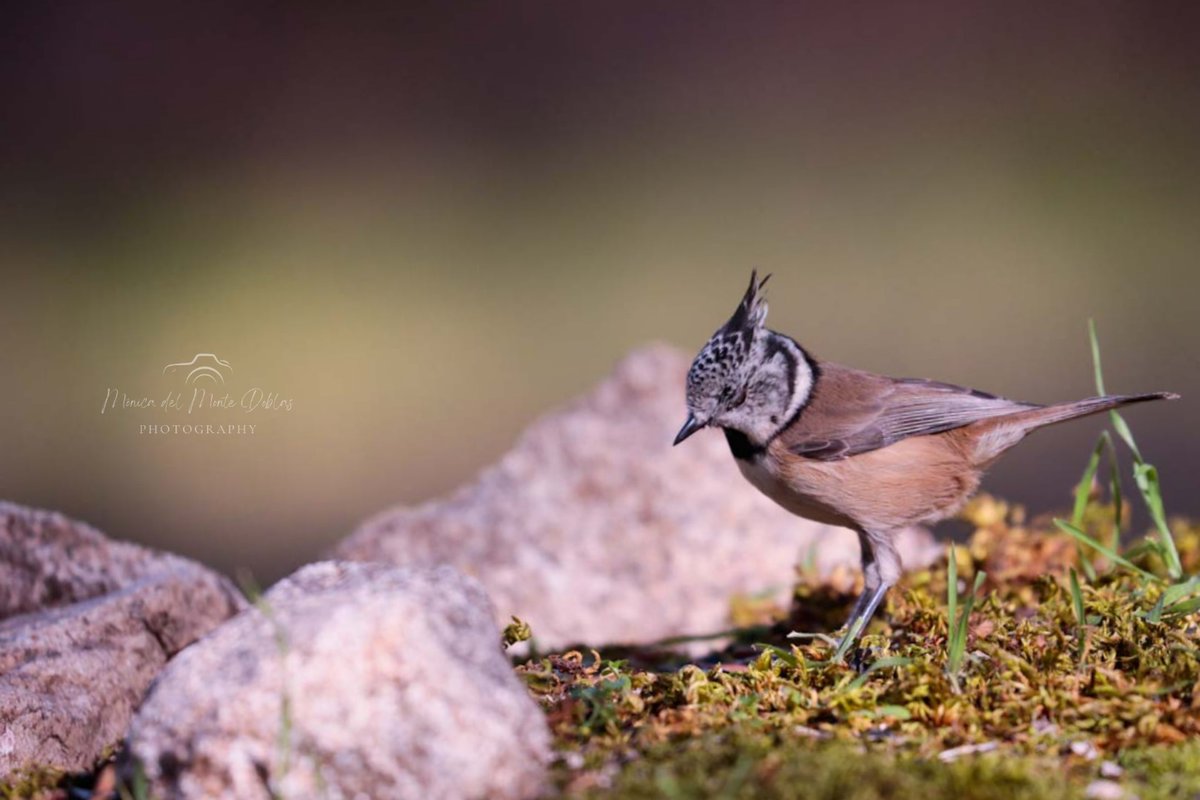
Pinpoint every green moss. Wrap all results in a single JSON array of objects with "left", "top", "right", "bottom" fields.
[
  {"left": 0, "top": 767, "right": 65, "bottom": 800},
  {"left": 1118, "top": 741, "right": 1200, "bottom": 800},
  {"left": 576, "top": 728, "right": 1079, "bottom": 800},
  {"left": 521, "top": 495, "right": 1200, "bottom": 799},
  {"left": 503, "top": 615, "right": 534, "bottom": 649}
]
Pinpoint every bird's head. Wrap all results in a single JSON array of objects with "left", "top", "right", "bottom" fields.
[{"left": 676, "top": 271, "right": 810, "bottom": 446}]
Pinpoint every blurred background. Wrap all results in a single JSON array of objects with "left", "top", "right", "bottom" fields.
[{"left": 1, "top": 2, "right": 1197, "bottom": 583}]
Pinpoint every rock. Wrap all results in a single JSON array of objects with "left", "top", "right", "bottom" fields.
[
  {"left": 334, "top": 344, "right": 939, "bottom": 648},
  {"left": 126, "top": 561, "right": 551, "bottom": 800},
  {"left": 1083, "top": 779, "right": 1134, "bottom": 800},
  {"left": 1, "top": 501, "right": 189, "bottom": 620},
  {"left": 0, "top": 502, "right": 246, "bottom": 780}
]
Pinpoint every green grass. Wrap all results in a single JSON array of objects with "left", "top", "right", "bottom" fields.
[
  {"left": 1056, "top": 323, "right": 1191, "bottom": 617},
  {"left": 117, "top": 761, "right": 150, "bottom": 800},
  {"left": 945, "top": 544, "right": 986, "bottom": 690},
  {"left": 1054, "top": 519, "right": 1161, "bottom": 583},
  {"left": 237, "top": 572, "right": 294, "bottom": 800},
  {"left": 1075, "top": 321, "right": 1182, "bottom": 578},
  {"left": 1067, "top": 567, "right": 1087, "bottom": 663}
]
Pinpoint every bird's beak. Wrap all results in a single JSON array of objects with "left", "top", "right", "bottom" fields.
[{"left": 673, "top": 414, "right": 705, "bottom": 446}]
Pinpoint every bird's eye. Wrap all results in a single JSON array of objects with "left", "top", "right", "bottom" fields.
[{"left": 720, "top": 385, "right": 748, "bottom": 407}]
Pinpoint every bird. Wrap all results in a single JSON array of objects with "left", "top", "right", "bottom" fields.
[{"left": 673, "top": 271, "right": 1179, "bottom": 654}]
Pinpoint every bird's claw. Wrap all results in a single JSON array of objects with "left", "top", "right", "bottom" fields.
[{"left": 847, "top": 646, "right": 880, "bottom": 673}]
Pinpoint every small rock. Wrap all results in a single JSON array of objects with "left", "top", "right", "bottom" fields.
[
  {"left": 937, "top": 741, "right": 999, "bottom": 762},
  {"left": 0, "top": 501, "right": 231, "bottom": 620},
  {"left": 126, "top": 561, "right": 551, "bottom": 800},
  {"left": 1031, "top": 717, "right": 1058, "bottom": 736},
  {"left": 792, "top": 725, "right": 831, "bottom": 740},
  {"left": 1099, "top": 760, "right": 1124, "bottom": 779},
  {"left": 0, "top": 502, "right": 245, "bottom": 780},
  {"left": 1084, "top": 779, "right": 1135, "bottom": 800},
  {"left": 1070, "top": 740, "right": 1100, "bottom": 760},
  {"left": 335, "top": 345, "right": 938, "bottom": 648}
]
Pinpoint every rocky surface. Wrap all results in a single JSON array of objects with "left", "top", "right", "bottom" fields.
[
  {"left": 126, "top": 561, "right": 551, "bottom": 800},
  {"left": 335, "top": 344, "right": 940, "bottom": 648},
  {"left": 0, "top": 501, "right": 196, "bottom": 620},
  {"left": 0, "top": 502, "right": 245, "bottom": 781}
]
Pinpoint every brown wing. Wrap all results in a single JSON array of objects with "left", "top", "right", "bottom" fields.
[{"left": 779, "top": 361, "right": 1040, "bottom": 460}]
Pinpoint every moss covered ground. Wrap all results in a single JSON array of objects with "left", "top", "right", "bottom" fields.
[
  {"left": 519, "top": 495, "right": 1200, "bottom": 800},
  {"left": 10, "top": 496, "right": 1198, "bottom": 800}
]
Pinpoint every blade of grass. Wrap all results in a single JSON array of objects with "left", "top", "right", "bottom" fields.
[
  {"left": 786, "top": 631, "right": 840, "bottom": 648},
  {"left": 1088, "top": 319, "right": 1106, "bottom": 395},
  {"left": 236, "top": 570, "right": 292, "bottom": 798},
  {"left": 873, "top": 705, "right": 913, "bottom": 720},
  {"left": 1087, "top": 321, "right": 1182, "bottom": 579},
  {"left": 753, "top": 643, "right": 800, "bottom": 668},
  {"left": 1162, "top": 595, "right": 1200, "bottom": 618},
  {"left": 1122, "top": 540, "right": 1159, "bottom": 561},
  {"left": 845, "top": 656, "right": 913, "bottom": 692},
  {"left": 1150, "top": 576, "right": 1200, "bottom": 620},
  {"left": 1108, "top": 439, "right": 1123, "bottom": 551},
  {"left": 1110, "top": 412, "right": 1142, "bottom": 462},
  {"left": 1068, "top": 568, "right": 1085, "bottom": 624},
  {"left": 831, "top": 616, "right": 866, "bottom": 664},
  {"left": 1068, "top": 567, "right": 1086, "bottom": 661},
  {"left": 1142, "top": 591, "right": 1166, "bottom": 624},
  {"left": 1134, "top": 462, "right": 1181, "bottom": 578},
  {"left": 1162, "top": 576, "right": 1200, "bottom": 606},
  {"left": 1071, "top": 433, "right": 1109, "bottom": 525},
  {"left": 947, "top": 543, "right": 958, "bottom": 645},
  {"left": 947, "top": 547, "right": 986, "bottom": 682},
  {"left": 951, "top": 573, "right": 986, "bottom": 671},
  {"left": 1070, "top": 432, "right": 1110, "bottom": 582},
  {"left": 1054, "top": 519, "right": 1163, "bottom": 584}
]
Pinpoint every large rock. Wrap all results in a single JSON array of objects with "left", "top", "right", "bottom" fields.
[
  {"left": 335, "top": 344, "right": 938, "bottom": 648},
  {"left": 0, "top": 502, "right": 246, "bottom": 780},
  {"left": 126, "top": 561, "right": 551, "bottom": 800}
]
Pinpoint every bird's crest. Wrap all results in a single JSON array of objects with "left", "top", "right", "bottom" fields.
[{"left": 720, "top": 270, "right": 771, "bottom": 335}]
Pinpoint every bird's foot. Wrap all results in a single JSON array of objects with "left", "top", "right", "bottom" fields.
[{"left": 846, "top": 645, "right": 882, "bottom": 673}]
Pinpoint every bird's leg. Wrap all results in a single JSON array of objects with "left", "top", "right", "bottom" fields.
[
  {"left": 833, "top": 531, "right": 902, "bottom": 663},
  {"left": 787, "top": 541, "right": 876, "bottom": 648},
  {"left": 834, "top": 582, "right": 891, "bottom": 664},
  {"left": 843, "top": 531, "right": 881, "bottom": 630}
]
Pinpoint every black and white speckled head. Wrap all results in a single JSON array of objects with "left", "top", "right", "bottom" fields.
[{"left": 675, "top": 271, "right": 814, "bottom": 448}]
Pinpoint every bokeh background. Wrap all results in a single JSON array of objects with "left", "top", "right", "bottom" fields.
[{"left": 2, "top": 2, "right": 1197, "bottom": 583}]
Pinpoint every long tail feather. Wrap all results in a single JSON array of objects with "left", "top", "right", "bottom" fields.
[
  {"left": 969, "top": 391, "right": 1178, "bottom": 465},
  {"left": 1023, "top": 391, "right": 1179, "bottom": 429}
]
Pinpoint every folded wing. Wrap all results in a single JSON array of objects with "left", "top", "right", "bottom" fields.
[{"left": 781, "top": 364, "right": 1040, "bottom": 460}]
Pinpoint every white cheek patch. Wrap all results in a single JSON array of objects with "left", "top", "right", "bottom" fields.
[{"left": 782, "top": 341, "right": 815, "bottom": 423}]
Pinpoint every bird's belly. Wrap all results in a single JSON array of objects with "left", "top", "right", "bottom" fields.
[{"left": 735, "top": 456, "right": 856, "bottom": 529}]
